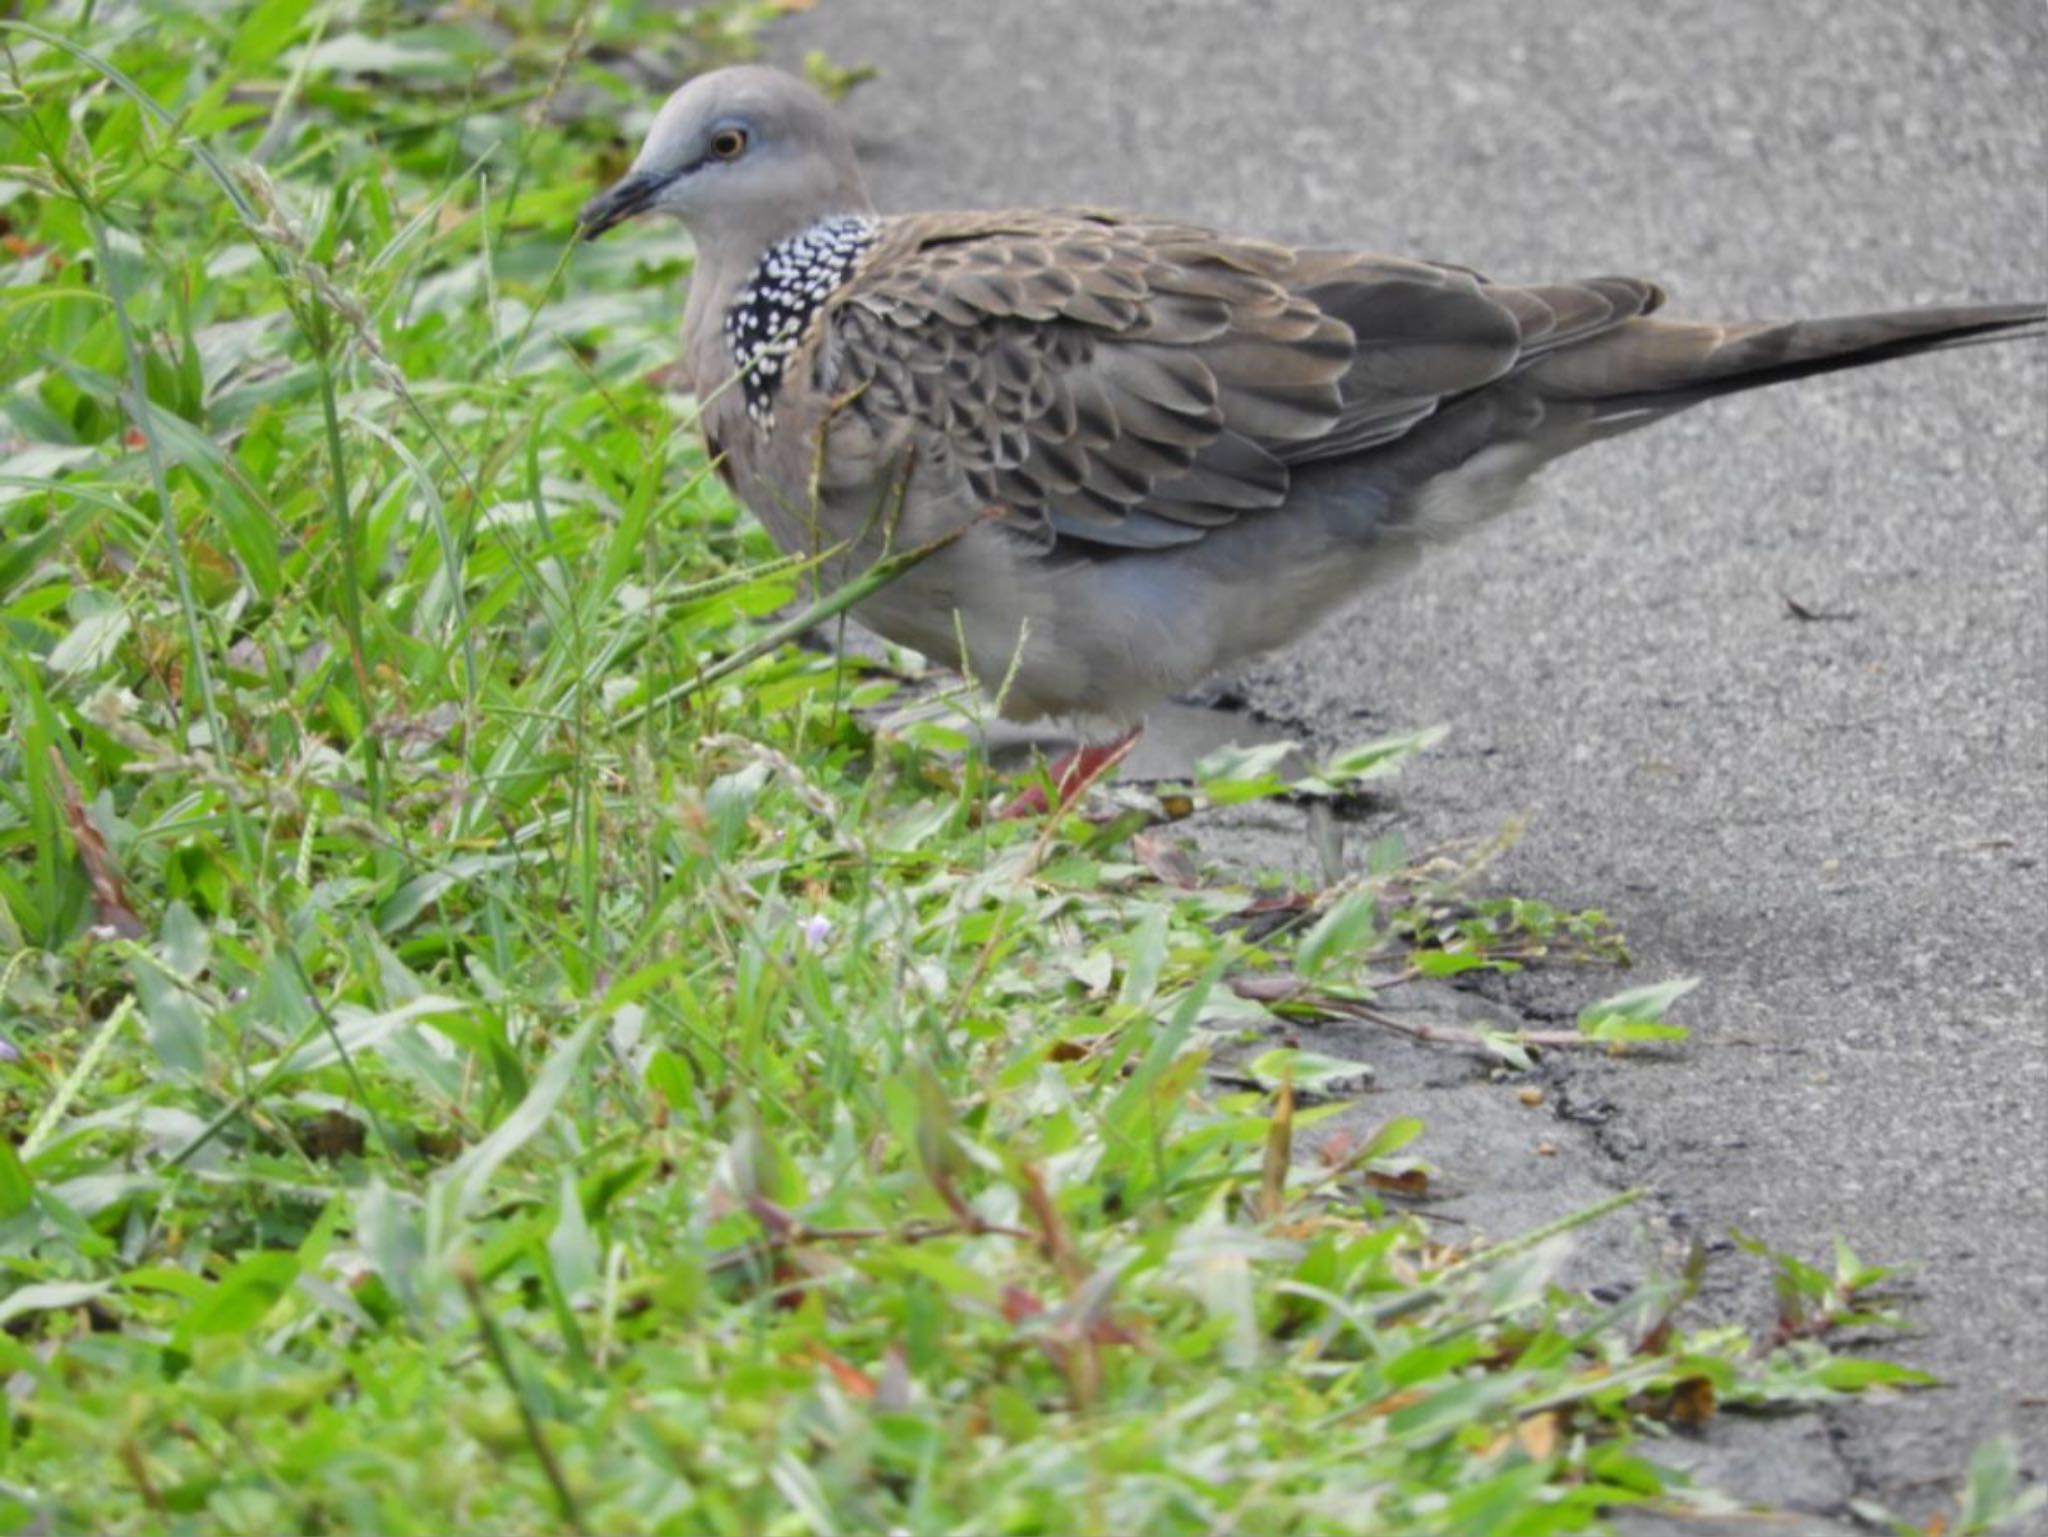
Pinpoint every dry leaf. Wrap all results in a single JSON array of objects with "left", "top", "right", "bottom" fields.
[
  {"left": 1047, "top": 1036, "right": 1105, "bottom": 1063},
  {"left": 1132, "top": 832, "right": 1201, "bottom": 889},
  {"left": 1515, "top": 1409, "right": 1565, "bottom": 1460},
  {"left": 50, "top": 750, "right": 145, "bottom": 939},
  {"left": 1364, "top": 1388, "right": 1426, "bottom": 1418},
  {"left": 1259, "top": 1081, "right": 1294, "bottom": 1221},
  {"left": 299, "top": 1110, "right": 367, "bottom": 1161},
  {"left": 1667, "top": 1375, "right": 1717, "bottom": 1427},
  {"left": 1365, "top": 1168, "right": 1430, "bottom": 1196}
]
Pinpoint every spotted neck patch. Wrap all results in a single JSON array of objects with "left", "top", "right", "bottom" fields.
[{"left": 723, "top": 215, "right": 879, "bottom": 427}]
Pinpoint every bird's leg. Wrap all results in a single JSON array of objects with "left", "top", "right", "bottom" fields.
[{"left": 998, "top": 728, "right": 1143, "bottom": 819}]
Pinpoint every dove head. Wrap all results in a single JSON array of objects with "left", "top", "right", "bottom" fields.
[{"left": 579, "top": 66, "right": 872, "bottom": 264}]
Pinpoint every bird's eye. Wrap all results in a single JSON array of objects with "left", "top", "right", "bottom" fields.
[{"left": 710, "top": 127, "right": 748, "bottom": 161}]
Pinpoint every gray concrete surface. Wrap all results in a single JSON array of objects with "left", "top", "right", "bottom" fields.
[{"left": 769, "top": 1, "right": 2047, "bottom": 1525}]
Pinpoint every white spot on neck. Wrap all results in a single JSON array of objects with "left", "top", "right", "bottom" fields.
[{"left": 724, "top": 216, "right": 879, "bottom": 428}]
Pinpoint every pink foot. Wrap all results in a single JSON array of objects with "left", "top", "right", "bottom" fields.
[{"left": 997, "top": 729, "right": 1143, "bottom": 820}]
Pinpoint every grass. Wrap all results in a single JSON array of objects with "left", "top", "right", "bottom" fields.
[{"left": 0, "top": 2, "right": 2040, "bottom": 1532}]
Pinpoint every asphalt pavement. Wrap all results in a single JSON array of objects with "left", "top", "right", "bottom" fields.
[{"left": 764, "top": 2, "right": 2048, "bottom": 1525}]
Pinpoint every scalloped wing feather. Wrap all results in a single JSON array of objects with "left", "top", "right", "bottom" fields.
[{"left": 823, "top": 210, "right": 1667, "bottom": 550}]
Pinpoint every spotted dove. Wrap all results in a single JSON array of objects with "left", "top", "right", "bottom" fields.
[{"left": 581, "top": 66, "right": 2043, "bottom": 792}]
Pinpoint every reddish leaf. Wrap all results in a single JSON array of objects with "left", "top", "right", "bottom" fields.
[
  {"left": 1001, "top": 1285, "right": 1045, "bottom": 1324},
  {"left": 807, "top": 1344, "right": 876, "bottom": 1400},
  {"left": 1018, "top": 1163, "right": 1079, "bottom": 1281},
  {"left": 49, "top": 750, "right": 144, "bottom": 939},
  {"left": 1241, "top": 890, "right": 1312, "bottom": 917}
]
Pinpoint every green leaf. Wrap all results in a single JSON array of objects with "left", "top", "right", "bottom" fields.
[
  {"left": 127, "top": 397, "right": 279, "bottom": 598},
  {"left": 376, "top": 854, "right": 524, "bottom": 935},
  {"left": 436, "top": 1017, "right": 599, "bottom": 1229},
  {"left": 1118, "top": 906, "right": 1170, "bottom": 1008},
  {"left": 1412, "top": 948, "right": 1494, "bottom": 977},
  {"left": 1193, "top": 739, "right": 1297, "bottom": 805},
  {"left": 228, "top": 0, "right": 315, "bottom": 67},
  {"left": 1241, "top": 1047, "right": 1374, "bottom": 1098},
  {"left": 0, "top": 1139, "right": 33, "bottom": 1219},
  {"left": 1297, "top": 889, "right": 1378, "bottom": 979},
  {"left": 46, "top": 590, "right": 129, "bottom": 675},
  {"left": 644, "top": 1047, "right": 696, "bottom": 1115},
  {"left": 133, "top": 965, "right": 206, "bottom": 1078},
  {"left": 871, "top": 1246, "right": 999, "bottom": 1304},
  {"left": 1388, "top": 1375, "right": 1520, "bottom": 1438},
  {"left": 1578, "top": 976, "right": 1698, "bottom": 1041},
  {"left": 547, "top": 1168, "right": 598, "bottom": 1300},
  {"left": 183, "top": 1252, "right": 299, "bottom": 1338},
  {"left": 356, "top": 1180, "right": 425, "bottom": 1318},
  {"left": 160, "top": 899, "right": 210, "bottom": 979},
  {"left": 1293, "top": 725, "right": 1449, "bottom": 795},
  {"left": 1355, "top": 1115, "right": 1425, "bottom": 1162},
  {"left": 1809, "top": 1357, "right": 1934, "bottom": 1391},
  {"left": 286, "top": 32, "right": 460, "bottom": 77},
  {"left": 256, "top": 994, "right": 466, "bottom": 1078},
  {"left": 1960, "top": 1436, "right": 2045, "bottom": 1535},
  {"left": 0, "top": 1280, "right": 112, "bottom": 1329}
]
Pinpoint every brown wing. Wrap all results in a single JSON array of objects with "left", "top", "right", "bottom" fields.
[
  {"left": 827, "top": 210, "right": 1339, "bottom": 549},
  {"left": 1286, "top": 257, "right": 1666, "bottom": 463},
  {"left": 823, "top": 208, "right": 1667, "bottom": 550}
]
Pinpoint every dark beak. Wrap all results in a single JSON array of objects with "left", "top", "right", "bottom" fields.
[{"left": 578, "top": 170, "right": 672, "bottom": 241}]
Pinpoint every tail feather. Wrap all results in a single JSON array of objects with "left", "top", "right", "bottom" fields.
[
  {"left": 1316, "top": 296, "right": 2041, "bottom": 549},
  {"left": 1521, "top": 301, "right": 2046, "bottom": 414}
]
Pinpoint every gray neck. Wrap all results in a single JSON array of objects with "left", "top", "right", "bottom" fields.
[{"left": 684, "top": 179, "right": 872, "bottom": 360}]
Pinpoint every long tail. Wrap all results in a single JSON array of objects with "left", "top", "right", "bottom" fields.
[
  {"left": 1521, "top": 301, "right": 2046, "bottom": 417},
  {"left": 1297, "top": 296, "right": 2043, "bottom": 554}
]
